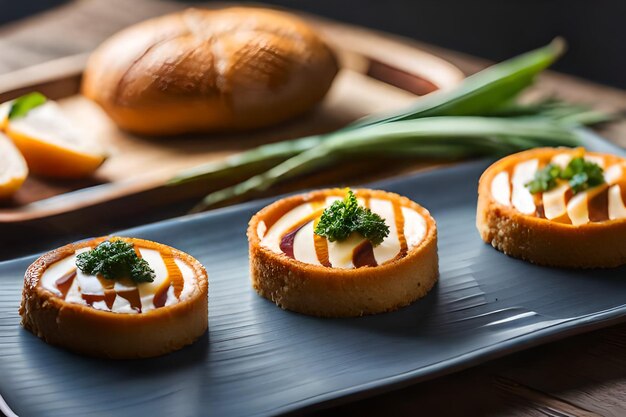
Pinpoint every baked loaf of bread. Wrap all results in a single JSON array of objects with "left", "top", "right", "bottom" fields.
[
  {"left": 20, "top": 236, "right": 208, "bottom": 358},
  {"left": 248, "top": 188, "right": 439, "bottom": 317},
  {"left": 82, "top": 7, "right": 339, "bottom": 135},
  {"left": 477, "top": 147, "right": 626, "bottom": 268}
]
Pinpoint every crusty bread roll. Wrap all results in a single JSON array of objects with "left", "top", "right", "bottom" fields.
[{"left": 82, "top": 7, "right": 339, "bottom": 135}]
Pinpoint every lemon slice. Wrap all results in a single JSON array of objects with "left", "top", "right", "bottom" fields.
[
  {"left": 0, "top": 132, "right": 28, "bottom": 198},
  {"left": 6, "top": 101, "right": 106, "bottom": 178}
]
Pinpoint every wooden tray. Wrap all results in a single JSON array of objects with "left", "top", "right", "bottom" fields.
[{"left": 0, "top": 10, "right": 464, "bottom": 255}]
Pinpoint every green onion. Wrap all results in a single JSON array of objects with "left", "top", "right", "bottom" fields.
[
  {"left": 348, "top": 38, "right": 566, "bottom": 126},
  {"left": 190, "top": 116, "right": 581, "bottom": 212}
]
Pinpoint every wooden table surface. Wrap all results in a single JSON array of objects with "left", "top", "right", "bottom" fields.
[{"left": 2, "top": 1, "right": 626, "bottom": 416}]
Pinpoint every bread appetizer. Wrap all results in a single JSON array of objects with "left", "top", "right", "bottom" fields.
[
  {"left": 477, "top": 147, "right": 626, "bottom": 268},
  {"left": 248, "top": 188, "right": 438, "bottom": 317},
  {"left": 82, "top": 7, "right": 339, "bottom": 135},
  {"left": 20, "top": 237, "right": 208, "bottom": 358}
]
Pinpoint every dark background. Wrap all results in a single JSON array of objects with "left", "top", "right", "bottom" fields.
[{"left": 0, "top": 0, "right": 624, "bottom": 88}]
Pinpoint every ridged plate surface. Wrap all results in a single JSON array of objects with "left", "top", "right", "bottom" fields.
[{"left": 1, "top": 131, "right": 625, "bottom": 417}]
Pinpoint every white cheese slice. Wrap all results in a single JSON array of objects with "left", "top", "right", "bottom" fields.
[
  {"left": 604, "top": 164, "right": 623, "bottom": 185},
  {"left": 328, "top": 233, "right": 365, "bottom": 269},
  {"left": 543, "top": 183, "right": 569, "bottom": 220},
  {"left": 260, "top": 203, "right": 313, "bottom": 253},
  {"left": 402, "top": 207, "right": 427, "bottom": 249},
  {"left": 491, "top": 171, "right": 511, "bottom": 206},
  {"left": 567, "top": 191, "right": 589, "bottom": 226},
  {"left": 511, "top": 159, "right": 538, "bottom": 215},
  {"left": 369, "top": 198, "right": 401, "bottom": 265},
  {"left": 293, "top": 221, "right": 322, "bottom": 266},
  {"left": 608, "top": 185, "right": 626, "bottom": 220},
  {"left": 551, "top": 153, "right": 573, "bottom": 168}
]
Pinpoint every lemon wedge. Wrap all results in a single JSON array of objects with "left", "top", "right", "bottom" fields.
[
  {"left": 6, "top": 101, "right": 106, "bottom": 178},
  {"left": 0, "top": 132, "right": 28, "bottom": 198}
]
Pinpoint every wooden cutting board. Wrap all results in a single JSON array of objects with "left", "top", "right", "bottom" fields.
[{"left": 0, "top": 7, "right": 464, "bottom": 252}]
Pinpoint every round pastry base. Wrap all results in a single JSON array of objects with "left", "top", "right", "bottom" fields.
[
  {"left": 247, "top": 189, "right": 439, "bottom": 318},
  {"left": 20, "top": 237, "right": 208, "bottom": 359},
  {"left": 477, "top": 148, "right": 626, "bottom": 268}
]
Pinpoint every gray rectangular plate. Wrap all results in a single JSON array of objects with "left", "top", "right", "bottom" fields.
[{"left": 1, "top": 130, "right": 625, "bottom": 417}]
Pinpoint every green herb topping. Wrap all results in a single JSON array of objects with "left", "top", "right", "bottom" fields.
[
  {"left": 8, "top": 92, "right": 47, "bottom": 120},
  {"left": 525, "top": 163, "right": 562, "bottom": 194},
  {"left": 525, "top": 156, "right": 605, "bottom": 194},
  {"left": 314, "top": 189, "right": 390, "bottom": 246},
  {"left": 76, "top": 239, "right": 155, "bottom": 283}
]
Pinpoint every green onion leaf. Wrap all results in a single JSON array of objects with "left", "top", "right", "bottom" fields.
[
  {"left": 350, "top": 38, "right": 566, "bottom": 127},
  {"left": 191, "top": 116, "right": 581, "bottom": 211}
]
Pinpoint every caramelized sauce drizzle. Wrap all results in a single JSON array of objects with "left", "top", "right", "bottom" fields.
[
  {"left": 81, "top": 293, "right": 105, "bottom": 307},
  {"left": 532, "top": 193, "right": 546, "bottom": 219},
  {"left": 504, "top": 154, "right": 625, "bottom": 224},
  {"left": 279, "top": 224, "right": 305, "bottom": 259},
  {"left": 588, "top": 186, "right": 610, "bottom": 222},
  {"left": 351, "top": 193, "right": 378, "bottom": 268},
  {"left": 153, "top": 285, "right": 169, "bottom": 309},
  {"left": 352, "top": 241, "right": 377, "bottom": 268},
  {"left": 55, "top": 269, "right": 77, "bottom": 299},
  {"left": 96, "top": 274, "right": 115, "bottom": 290},
  {"left": 54, "top": 243, "right": 185, "bottom": 313},
  {"left": 277, "top": 192, "right": 414, "bottom": 268},
  {"left": 153, "top": 247, "right": 184, "bottom": 309},
  {"left": 117, "top": 289, "right": 142, "bottom": 312},
  {"left": 393, "top": 200, "right": 408, "bottom": 257},
  {"left": 279, "top": 204, "right": 329, "bottom": 265},
  {"left": 312, "top": 200, "right": 331, "bottom": 267},
  {"left": 104, "top": 290, "right": 117, "bottom": 310}
]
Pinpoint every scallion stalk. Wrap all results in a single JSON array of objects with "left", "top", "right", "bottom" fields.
[{"left": 190, "top": 116, "right": 581, "bottom": 212}]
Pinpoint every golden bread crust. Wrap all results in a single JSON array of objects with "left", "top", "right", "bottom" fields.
[
  {"left": 82, "top": 7, "right": 339, "bottom": 135},
  {"left": 477, "top": 148, "right": 626, "bottom": 268},
  {"left": 247, "top": 189, "right": 439, "bottom": 317},
  {"left": 19, "top": 237, "right": 208, "bottom": 358}
]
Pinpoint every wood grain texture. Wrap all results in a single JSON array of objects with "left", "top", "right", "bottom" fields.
[{"left": 1, "top": 1, "right": 626, "bottom": 417}]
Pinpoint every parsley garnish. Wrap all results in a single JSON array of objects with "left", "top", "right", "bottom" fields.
[
  {"left": 525, "top": 156, "right": 605, "bottom": 194},
  {"left": 314, "top": 190, "right": 390, "bottom": 246},
  {"left": 561, "top": 157, "right": 605, "bottom": 193},
  {"left": 76, "top": 239, "right": 155, "bottom": 283},
  {"left": 525, "top": 163, "right": 562, "bottom": 194},
  {"left": 8, "top": 92, "right": 47, "bottom": 120}
]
